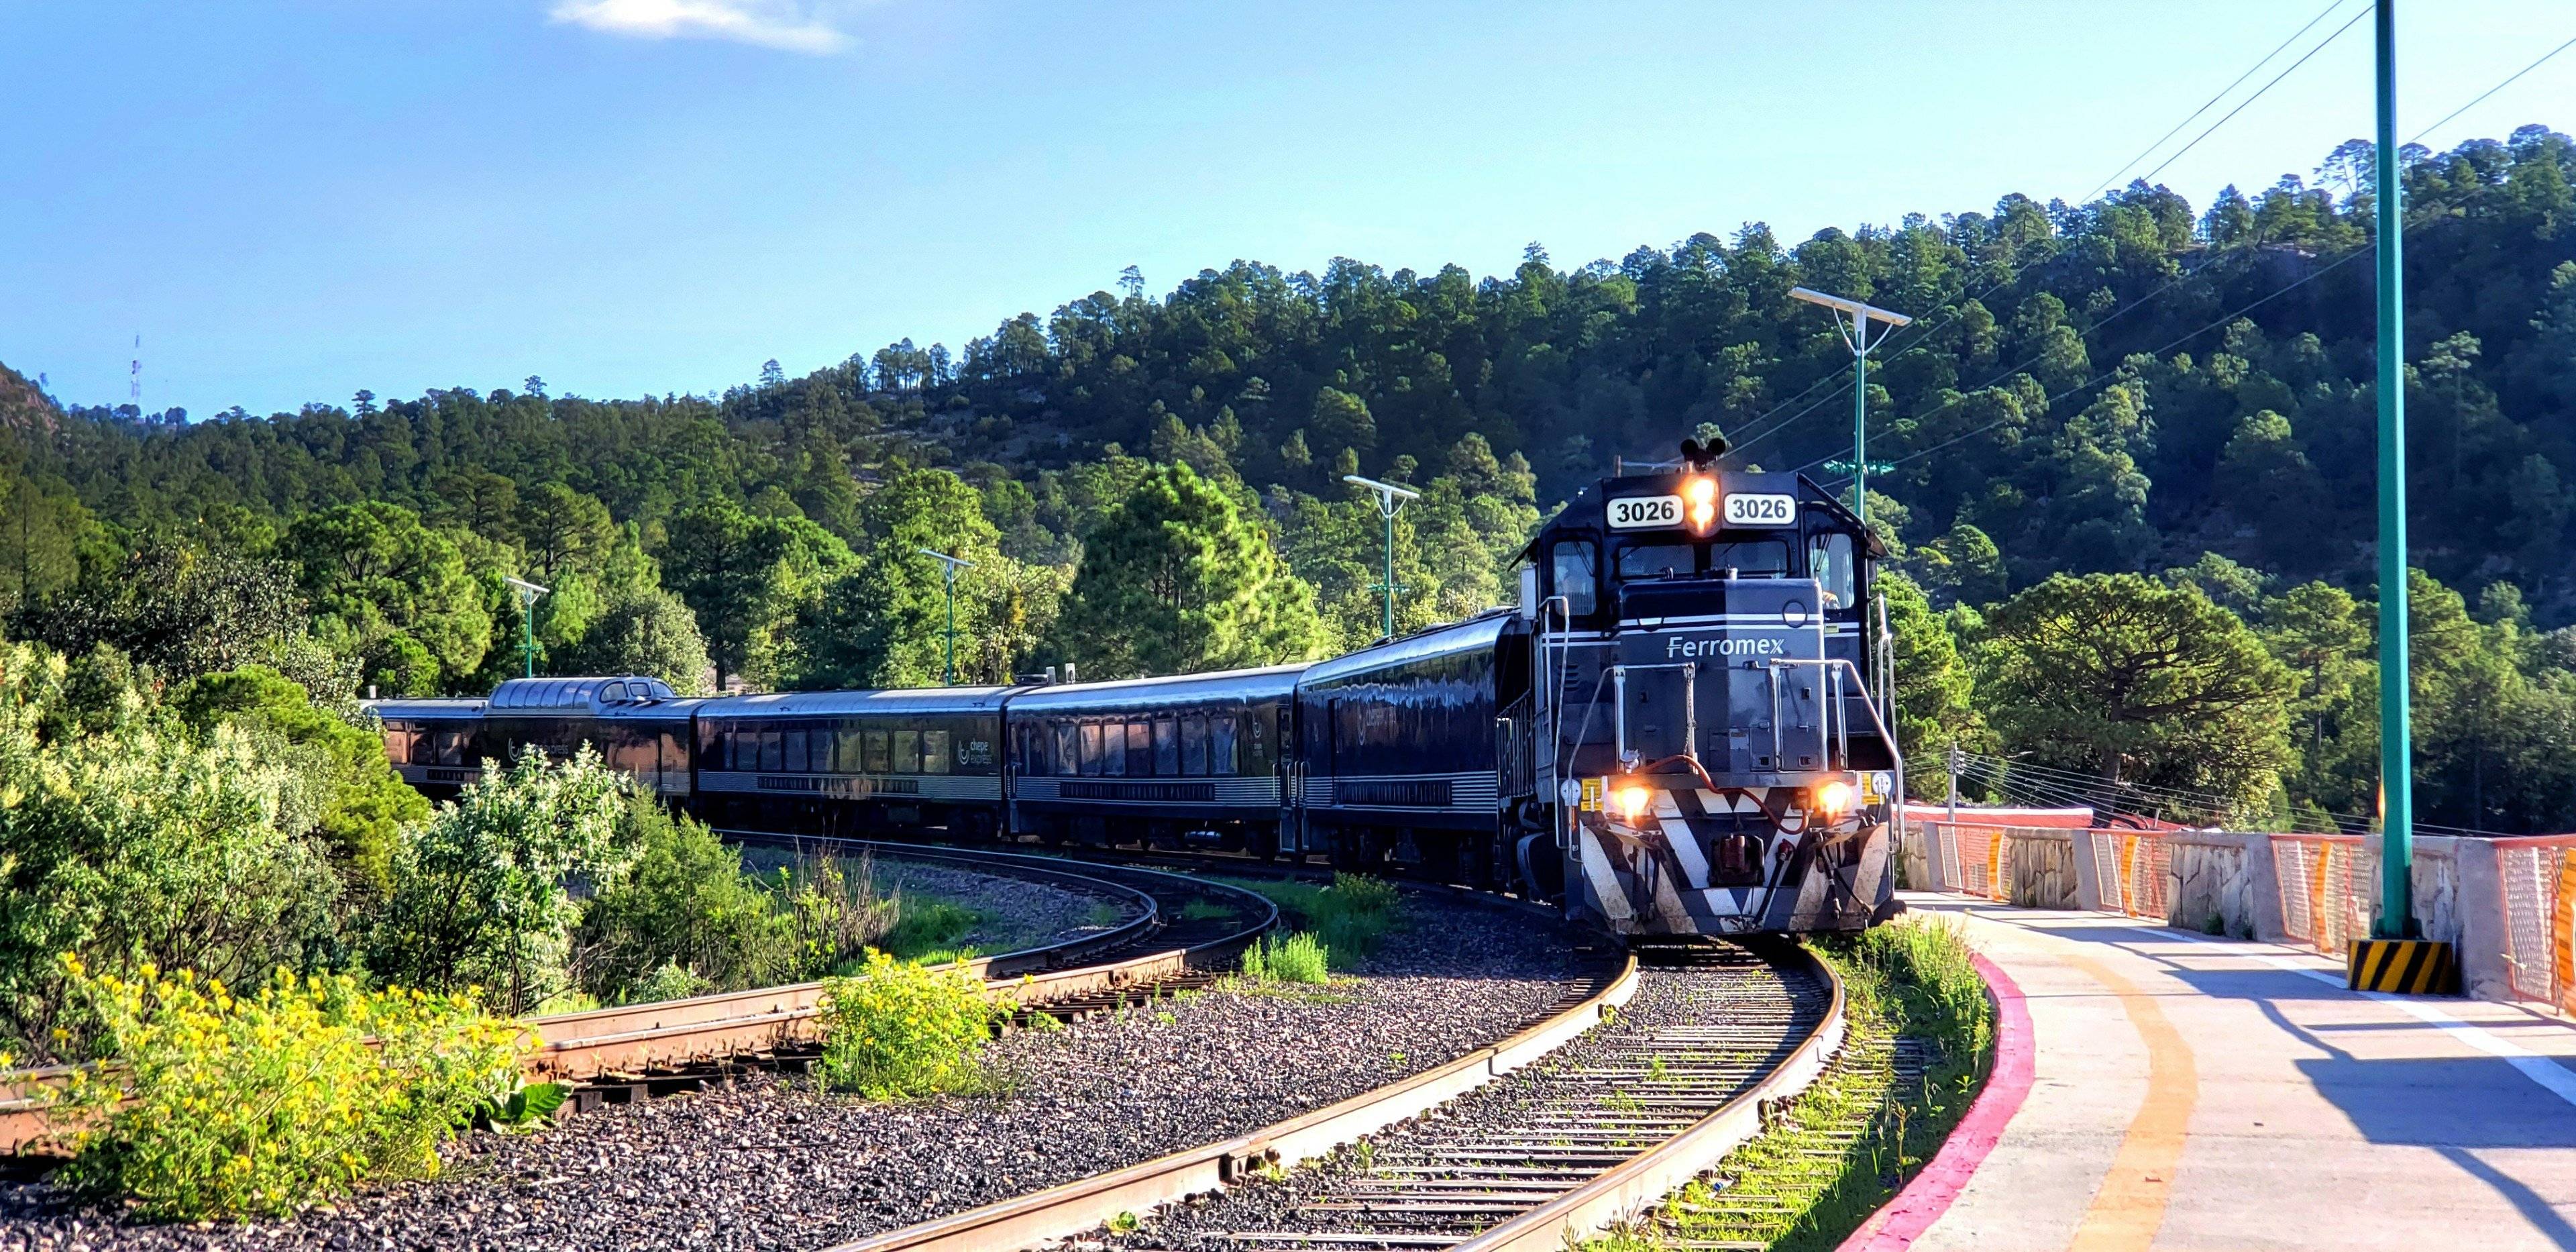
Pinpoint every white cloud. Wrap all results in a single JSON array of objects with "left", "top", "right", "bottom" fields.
[{"left": 549, "top": 0, "right": 851, "bottom": 54}]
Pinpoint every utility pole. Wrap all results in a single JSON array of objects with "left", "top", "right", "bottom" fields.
[
  {"left": 917, "top": 548, "right": 973, "bottom": 685},
  {"left": 1344, "top": 474, "right": 1421, "bottom": 641},
  {"left": 504, "top": 576, "right": 549, "bottom": 678},
  {"left": 2373, "top": 0, "right": 2415, "bottom": 941},
  {"left": 1789, "top": 288, "right": 1911, "bottom": 528}
]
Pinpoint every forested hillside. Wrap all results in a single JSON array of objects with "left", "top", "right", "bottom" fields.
[{"left": 3, "top": 128, "right": 2573, "bottom": 831}]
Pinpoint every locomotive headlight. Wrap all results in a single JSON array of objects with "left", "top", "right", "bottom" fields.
[
  {"left": 1615, "top": 782, "right": 1654, "bottom": 825},
  {"left": 1815, "top": 779, "right": 1856, "bottom": 817},
  {"left": 1684, "top": 476, "right": 1719, "bottom": 534}
]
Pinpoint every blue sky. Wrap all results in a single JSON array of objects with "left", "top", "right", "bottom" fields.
[{"left": 5, "top": 1, "right": 2570, "bottom": 419}]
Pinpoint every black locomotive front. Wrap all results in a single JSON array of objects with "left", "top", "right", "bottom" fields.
[{"left": 1521, "top": 457, "right": 1901, "bottom": 935}]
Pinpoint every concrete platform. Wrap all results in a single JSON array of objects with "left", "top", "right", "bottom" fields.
[{"left": 1877, "top": 893, "right": 2576, "bottom": 1252}]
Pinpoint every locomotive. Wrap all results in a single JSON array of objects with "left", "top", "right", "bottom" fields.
[{"left": 368, "top": 446, "right": 1901, "bottom": 938}]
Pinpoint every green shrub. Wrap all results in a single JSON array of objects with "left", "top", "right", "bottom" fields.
[
  {"left": 1222, "top": 873, "right": 1401, "bottom": 969},
  {"left": 368, "top": 745, "right": 629, "bottom": 1014},
  {"left": 1239, "top": 931, "right": 1330, "bottom": 984},
  {"left": 54, "top": 961, "right": 531, "bottom": 1221},
  {"left": 816, "top": 951, "right": 997, "bottom": 1098},
  {"left": 0, "top": 662, "right": 341, "bottom": 1061},
  {"left": 779, "top": 850, "right": 900, "bottom": 972},
  {"left": 575, "top": 799, "right": 801, "bottom": 1001},
  {"left": 170, "top": 665, "right": 429, "bottom": 899}
]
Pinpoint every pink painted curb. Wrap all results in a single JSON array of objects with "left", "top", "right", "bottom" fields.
[{"left": 1833, "top": 951, "right": 2037, "bottom": 1251}]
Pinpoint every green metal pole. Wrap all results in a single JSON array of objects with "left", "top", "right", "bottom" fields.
[
  {"left": 1381, "top": 503, "right": 1396, "bottom": 640},
  {"left": 2373, "top": 0, "right": 2414, "bottom": 939},
  {"left": 943, "top": 564, "right": 958, "bottom": 686},
  {"left": 1853, "top": 334, "right": 1869, "bottom": 529}
]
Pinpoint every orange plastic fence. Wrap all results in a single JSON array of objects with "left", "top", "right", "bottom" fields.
[
  {"left": 1925, "top": 822, "right": 2020, "bottom": 902},
  {"left": 2491, "top": 835, "right": 2576, "bottom": 1015},
  {"left": 2267, "top": 834, "right": 2368, "bottom": 956}
]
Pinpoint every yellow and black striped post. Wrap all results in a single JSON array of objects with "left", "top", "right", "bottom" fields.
[{"left": 2347, "top": 939, "right": 2458, "bottom": 994}]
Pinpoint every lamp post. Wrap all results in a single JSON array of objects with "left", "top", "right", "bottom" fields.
[
  {"left": 916, "top": 548, "right": 973, "bottom": 685},
  {"left": 504, "top": 576, "right": 549, "bottom": 678},
  {"left": 1344, "top": 474, "right": 1421, "bottom": 641},
  {"left": 2373, "top": 0, "right": 2414, "bottom": 939},
  {"left": 1788, "top": 286, "right": 1913, "bottom": 528}
]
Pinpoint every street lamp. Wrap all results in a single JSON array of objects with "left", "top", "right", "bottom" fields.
[
  {"left": 1344, "top": 474, "right": 1421, "bottom": 641},
  {"left": 1788, "top": 286, "right": 1913, "bottom": 528},
  {"left": 2371, "top": 0, "right": 2414, "bottom": 941},
  {"left": 504, "top": 576, "right": 549, "bottom": 679},
  {"left": 916, "top": 548, "right": 974, "bottom": 685}
]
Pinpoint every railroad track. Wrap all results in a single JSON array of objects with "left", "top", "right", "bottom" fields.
[
  {"left": 831, "top": 942, "right": 1840, "bottom": 1252},
  {"left": 0, "top": 841, "right": 1277, "bottom": 1153}
]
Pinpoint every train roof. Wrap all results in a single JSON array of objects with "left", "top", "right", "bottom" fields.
[
  {"left": 1299, "top": 610, "right": 1517, "bottom": 688},
  {"left": 696, "top": 686, "right": 1018, "bottom": 719},
  {"left": 487, "top": 676, "right": 685, "bottom": 712},
  {"left": 1004, "top": 664, "right": 1309, "bottom": 714},
  {"left": 362, "top": 697, "right": 485, "bottom": 720}
]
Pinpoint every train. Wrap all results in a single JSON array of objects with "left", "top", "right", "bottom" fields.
[{"left": 368, "top": 446, "right": 1903, "bottom": 939}]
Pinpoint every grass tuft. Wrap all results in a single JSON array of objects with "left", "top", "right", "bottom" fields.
[
  {"left": 1220, "top": 873, "right": 1401, "bottom": 968},
  {"left": 1591, "top": 917, "right": 1994, "bottom": 1252},
  {"left": 1238, "top": 931, "right": 1332, "bottom": 984}
]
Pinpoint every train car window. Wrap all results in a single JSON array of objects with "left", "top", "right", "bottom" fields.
[
  {"left": 1153, "top": 717, "right": 1179, "bottom": 776},
  {"left": 1617, "top": 541, "right": 1695, "bottom": 581},
  {"left": 1103, "top": 723, "right": 1128, "bottom": 776},
  {"left": 865, "top": 729, "right": 892, "bottom": 774},
  {"left": 660, "top": 731, "right": 685, "bottom": 782},
  {"left": 923, "top": 729, "right": 951, "bottom": 774},
  {"left": 1549, "top": 541, "right": 1599, "bottom": 616},
  {"left": 1709, "top": 538, "right": 1791, "bottom": 577},
  {"left": 1078, "top": 723, "right": 1102, "bottom": 776},
  {"left": 1181, "top": 715, "right": 1208, "bottom": 776},
  {"left": 1214, "top": 711, "right": 1240, "bottom": 776},
  {"left": 759, "top": 729, "right": 784, "bottom": 773},
  {"left": 892, "top": 729, "right": 920, "bottom": 774},
  {"left": 381, "top": 723, "right": 411, "bottom": 766},
  {"left": 1808, "top": 531, "right": 1856, "bottom": 608},
  {"left": 830, "top": 727, "right": 857, "bottom": 772},
  {"left": 784, "top": 727, "right": 811, "bottom": 772},
  {"left": 1056, "top": 723, "right": 1079, "bottom": 776},
  {"left": 1124, "top": 722, "right": 1150, "bottom": 777}
]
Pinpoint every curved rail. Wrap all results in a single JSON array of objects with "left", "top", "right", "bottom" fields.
[
  {"left": 824, "top": 954, "right": 1644, "bottom": 1252},
  {"left": 0, "top": 842, "right": 1278, "bottom": 1153},
  {"left": 833, "top": 943, "right": 1841, "bottom": 1252}
]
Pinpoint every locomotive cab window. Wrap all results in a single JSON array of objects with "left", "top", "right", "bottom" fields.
[
  {"left": 1709, "top": 538, "right": 1790, "bottom": 578},
  {"left": 1549, "top": 540, "right": 1599, "bottom": 617},
  {"left": 1808, "top": 531, "right": 1857, "bottom": 609},
  {"left": 1617, "top": 541, "right": 1695, "bottom": 581}
]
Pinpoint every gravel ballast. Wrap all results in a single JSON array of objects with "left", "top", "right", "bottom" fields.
[{"left": 0, "top": 887, "right": 1590, "bottom": 1252}]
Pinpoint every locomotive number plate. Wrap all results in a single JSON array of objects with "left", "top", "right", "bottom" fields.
[
  {"left": 1607, "top": 494, "right": 1685, "bottom": 529},
  {"left": 1723, "top": 492, "right": 1798, "bottom": 527}
]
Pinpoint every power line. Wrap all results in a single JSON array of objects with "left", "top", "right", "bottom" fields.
[
  {"left": 1731, "top": 1, "right": 2369, "bottom": 467},
  {"left": 2080, "top": 0, "right": 2361, "bottom": 205},
  {"left": 2134, "top": 3, "right": 2375, "bottom": 189},
  {"left": 1799, "top": 242, "right": 2371, "bottom": 480},
  {"left": 2408, "top": 34, "right": 2576, "bottom": 145}
]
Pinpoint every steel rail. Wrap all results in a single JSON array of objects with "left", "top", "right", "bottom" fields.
[
  {"left": 0, "top": 841, "right": 1277, "bottom": 1154},
  {"left": 1449, "top": 945, "right": 1846, "bottom": 1251},
  {"left": 822, "top": 952, "right": 1644, "bottom": 1252},
  {"left": 836, "top": 943, "right": 1840, "bottom": 1252}
]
